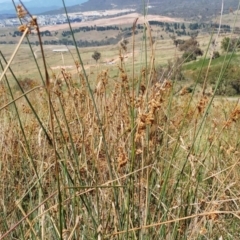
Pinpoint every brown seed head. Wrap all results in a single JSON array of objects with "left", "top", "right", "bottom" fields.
[{"left": 17, "top": 5, "right": 27, "bottom": 18}]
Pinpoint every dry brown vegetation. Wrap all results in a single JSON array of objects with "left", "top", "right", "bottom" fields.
[{"left": 1, "top": 3, "right": 240, "bottom": 240}]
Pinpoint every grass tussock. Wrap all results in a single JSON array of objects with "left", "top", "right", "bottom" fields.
[{"left": 1, "top": 2, "right": 240, "bottom": 240}]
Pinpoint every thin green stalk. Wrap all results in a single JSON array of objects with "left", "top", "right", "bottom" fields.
[
  {"left": 61, "top": 0, "right": 121, "bottom": 232},
  {"left": 28, "top": 10, "right": 63, "bottom": 239},
  {"left": 12, "top": 0, "right": 45, "bottom": 84},
  {"left": 0, "top": 59, "right": 44, "bottom": 193},
  {"left": 61, "top": 0, "right": 114, "bottom": 181},
  {"left": 0, "top": 51, "right": 52, "bottom": 145}
]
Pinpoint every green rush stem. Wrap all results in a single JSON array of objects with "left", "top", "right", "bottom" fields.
[
  {"left": 61, "top": 0, "right": 121, "bottom": 229},
  {"left": 0, "top": 60, "right": 44, "bottom": 193},
  {"left": 34, "top": 15, "right": 63, "bottom": 239}
]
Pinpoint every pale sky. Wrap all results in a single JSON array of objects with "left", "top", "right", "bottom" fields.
[{"left": 0, "top": 0, "right": 30, "bottom": 2}]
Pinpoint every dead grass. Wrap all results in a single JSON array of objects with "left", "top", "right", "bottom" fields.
[
  {"left": 1, "top": 4, "right": 240, "bottom": 240},
  {"left": 1, "top": 47, "right": 240, "bottom": 238}
]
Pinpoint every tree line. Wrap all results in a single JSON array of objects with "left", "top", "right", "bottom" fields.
[
  {"left": 62, "top": 25, "right": 120, "bottom": 36},
  {"left": 148, "top": 21, "right": 231, "bottom": 36},
  {"left": 8, "top": 21, "right": 232, "bottom": 40},
  {"left": 0, "top": 37, "right": 121, "bottom": 48},
  {"left": 11, "top": 30, "right": 53, "bottom": 37}
]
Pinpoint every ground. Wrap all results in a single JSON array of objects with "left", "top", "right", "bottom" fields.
[{"left": 40, "top": 12, "right": 183, "bottom": 31}]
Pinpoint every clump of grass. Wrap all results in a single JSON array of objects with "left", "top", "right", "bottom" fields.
[{"left": 0, "top": 1, "right": 240, "bottom": 240}]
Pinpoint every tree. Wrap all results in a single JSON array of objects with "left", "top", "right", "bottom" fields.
[
  {"left": 211, "top": 51, "right": 220, "bottom": 59},
  {"left": 182, "top": 52, "right": 197, "bottom": 62},
  {"left": 189, "top": 23, "right": 199, "bottom": 30},
  {"left": 221, "top": 37, "right": 231, "bottom": 52},
  {"left": 178, "top": 38, "right": 203, "bottom": 62},
  {"left": 181, "top": 23, "right": 186, "bottom": 30},
  {"left": 92, "top": 51, "right": 101, "bottom": 63},
  {"left": 173, "top": 38, "right": 185, "bottom": 47},
  {"left": 220, "top": 37, "right": 240, "bottom": 52},
  {"left": 178, "top": 38, "right": 198, "bottom": 52}
]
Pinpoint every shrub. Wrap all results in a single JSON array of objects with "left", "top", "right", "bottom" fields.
[
  {"left": 178, "top": 38, "right": 198, "bottom": 52},
  {"left": 179, "top": 38, "right": 203, "bottom": 62},
  {"left": 155, "top": 57, "right": 185, "bottom": 81},
  {"left": 221, "top": 37, "right": 240, "bottom": 52},
  {"left": 193, "top": 64, "right": 240, "bottom": 95},
  {"left": 92, "top": 50, "right": 101, "bottom": 63},
  {"left": 182, "top": 51, "right": 197, "bottom": 62},
  {"left": 211, "top": 51, "right": 220, "bottom": 59},
  {"left": 14, "top": 77, "right": 38, "bottom": 91}
]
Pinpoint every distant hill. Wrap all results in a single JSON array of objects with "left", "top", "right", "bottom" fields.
[
  {"left": 79, "top": 0, "right": 138, "bottom": 10},
  {"left": 0, "top": 14, "right": 15, "bottom": 19},
  {"left": 2, "top": 0, "right": 238, "bottom": 19},
  {"left": 72, "top": 0, "right": 240, "bottom": 20},
  {"left": 0, "top": 0, "right": 87, "bottom": 15}
]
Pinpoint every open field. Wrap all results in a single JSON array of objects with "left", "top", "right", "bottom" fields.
[
  {"left": 40, "top": 12, "right": 183, "bottom": 31},
  {"left": 215, "top": 10, "right": 240, "bottom": 28},
  {"left": 0, "top": 28, "right": 237, "bottom": 83},
  {"left": 72, "top": 9, "right": 136, "bottom": 17},
  {"left": 0, "top": 29, "right": 181, "bottom": 82}
]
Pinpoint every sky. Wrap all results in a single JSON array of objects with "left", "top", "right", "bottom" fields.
[
  {"left": 0, "top": 0, "right": 88, "bottom": 13},
  {"left": 0, "top": 0, "right": 87, "bottom": 2},
  {"left": 0, "top": 0, "right": 31, "bottom": 3},
  {"left": 0, "top": 0, "right": 31, "bottom": 2}
]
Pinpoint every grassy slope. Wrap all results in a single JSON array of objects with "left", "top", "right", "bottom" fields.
[{"left": 183, "top": 53, "right": 240, "bottom": 71}]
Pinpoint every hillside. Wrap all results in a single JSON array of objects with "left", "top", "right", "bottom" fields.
[
  {"left": 2, "top": 0, "right": 239, "bottom": 18},
  {"left": 71, "top": 0, "right": 239, "bottom": 19}
]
